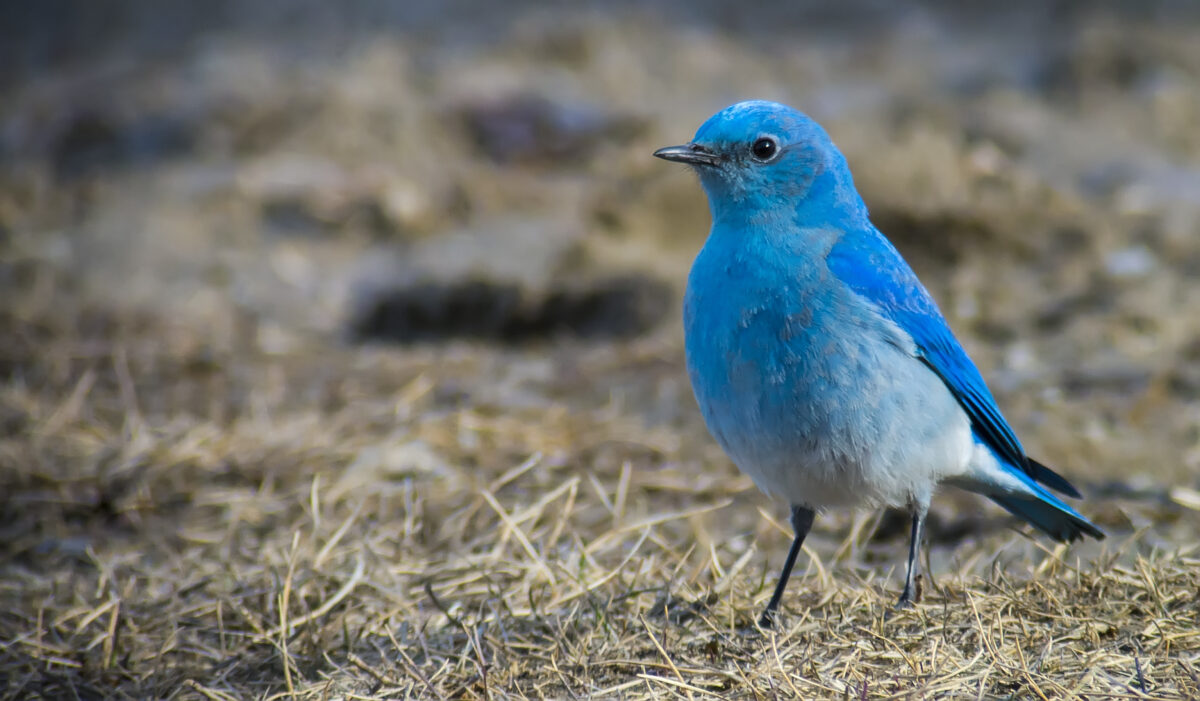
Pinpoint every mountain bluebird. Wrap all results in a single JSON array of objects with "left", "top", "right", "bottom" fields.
[{"left": 654, "top": 100, "right": 1103, "bottom": 626}]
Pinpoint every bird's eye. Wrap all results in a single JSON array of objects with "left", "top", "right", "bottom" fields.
[{"left": 750, "top": 137, "right": 778, "bottom": 161}]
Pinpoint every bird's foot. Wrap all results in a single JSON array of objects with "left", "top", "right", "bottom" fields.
[
  {"left": 892, "top": 574, "right": 923, "bottom": 610},
  {"left": 897, "top": 571, "right": 921, "bottom": 609},
  {"left": 883, "top": 593, "right": 914, "bottom": 622}
]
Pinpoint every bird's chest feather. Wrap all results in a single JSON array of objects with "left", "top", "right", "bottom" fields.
[
  {"left": 687, "top": 243, "right": 874, "bottom": 406},
  {"left": 682, "top": 234, "right": 921, "bottom": 479}
]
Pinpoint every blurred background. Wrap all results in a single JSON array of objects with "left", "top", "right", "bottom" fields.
[
  {"left": 5, "top": 0, "right": 1200, "bottom": 481},
  {"left": 3, "top": 0, "right": 1200, "bottom": 695}
]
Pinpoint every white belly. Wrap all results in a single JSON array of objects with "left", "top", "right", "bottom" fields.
[
  {"left": 735, "top": 386, "right": 975, "bottom": 510},
  {"left": 690, "top": 315, "right": 977, "bottom": 511}
]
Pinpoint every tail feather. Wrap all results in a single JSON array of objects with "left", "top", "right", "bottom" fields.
[
  {"left": 954, "top": 439, "right": 1104, "bottom": 542},
  {"left": 990, "top": 492, "right": 1105, "bottom": 542}
]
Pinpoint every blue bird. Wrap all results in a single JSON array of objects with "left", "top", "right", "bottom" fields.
[{"left": 654, "top": 101, "right": 1103, "bottom": 626}]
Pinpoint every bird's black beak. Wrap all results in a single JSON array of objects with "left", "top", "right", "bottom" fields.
[{"left": 653, "top": 143, "right": 722, "bottom": 167}]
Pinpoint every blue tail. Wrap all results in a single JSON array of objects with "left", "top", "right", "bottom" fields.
[
  {"left": 990, "top": 491, "right": 1104, "bottom": 542},
  {"left": 952, "top": 441, "right": 1105, "bottom": 543}
]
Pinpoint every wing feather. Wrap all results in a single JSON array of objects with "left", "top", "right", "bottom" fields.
[{"left": 827, "top": 228, "right": 1031, "bottom": 474}]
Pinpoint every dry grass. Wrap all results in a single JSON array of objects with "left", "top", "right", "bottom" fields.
[{"left": 1, "top": 274, "right": 1198, "bottom": 701}]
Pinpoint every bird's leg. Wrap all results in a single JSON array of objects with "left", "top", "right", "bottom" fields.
[
  {"left": 896, "top": 505, "right": 926, "bottom": 608},
  {"left": 759, "top": 505, "right": 815, "bottom": 628}
]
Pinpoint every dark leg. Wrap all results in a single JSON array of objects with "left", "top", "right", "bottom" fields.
[
  {"left": 759, "top": 505, "right": 815, "bottom": 627},
  {"left": 896, "top": 507, "right": 925, "bottom": 608}
]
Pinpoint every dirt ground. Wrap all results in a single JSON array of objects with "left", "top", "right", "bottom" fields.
[{"left": 2, "top": 2, "right": 1200, "bottom": 698}]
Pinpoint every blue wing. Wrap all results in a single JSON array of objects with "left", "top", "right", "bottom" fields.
[{"left": 827, "top": 226, "right": 1080, "bottom": 498}]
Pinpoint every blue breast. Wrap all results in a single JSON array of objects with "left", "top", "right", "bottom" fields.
[{"left": 683, "top": 225, "right": 910, "bottom": 472}]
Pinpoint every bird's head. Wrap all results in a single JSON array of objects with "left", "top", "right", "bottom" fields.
[{"left": 654, "top": 100, "right": 865, "bottom": 225}]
